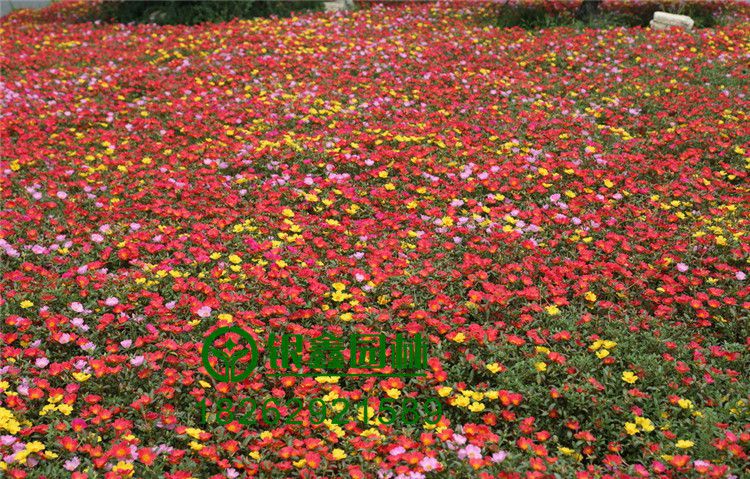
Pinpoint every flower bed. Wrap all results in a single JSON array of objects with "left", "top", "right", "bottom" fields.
[{"left": 1, "top": 3, "right": 748, "bottom": 478}]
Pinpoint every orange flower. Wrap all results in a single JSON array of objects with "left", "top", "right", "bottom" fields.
[{"left": 137, "top": 447, "right": 156, "bottom": 466}]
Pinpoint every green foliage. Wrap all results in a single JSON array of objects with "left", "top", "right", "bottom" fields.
[
  {"left": 98, "top": 0, "right": 323, "bottom": 25},
  {"left": 489, "top": 1, "right": 723, "bottom": 30},
  {"left": 492, "top": 4, "right": 571, "bottom": 29}
]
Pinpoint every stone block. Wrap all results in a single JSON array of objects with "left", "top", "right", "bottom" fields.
[{"left": 650, "top": 11, "right": 694, "bottom": 31}]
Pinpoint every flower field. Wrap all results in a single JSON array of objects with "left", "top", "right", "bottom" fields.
[{"left": 1, "top": 3, "right": 749, "bottom": 478}]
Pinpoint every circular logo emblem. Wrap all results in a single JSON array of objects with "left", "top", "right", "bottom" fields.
[{"left": 201, "top": 326, "right": 258, "bottom": 382}]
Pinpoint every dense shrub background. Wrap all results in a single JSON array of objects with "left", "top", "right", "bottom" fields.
[
  {"left": 353, "top": 0, "right": 746, "bottom": 29},
  {"left": 99, "top": 0, "right": 323, "bottom": 25},
  {"left": 486, "top": 0, "right": 727, "bottom": 29}
]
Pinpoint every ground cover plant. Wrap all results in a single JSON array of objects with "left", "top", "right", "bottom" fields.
[{"left": 1, "top": 2, "right": 749, "bottom": 478}]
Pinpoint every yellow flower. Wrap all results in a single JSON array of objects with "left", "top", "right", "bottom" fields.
[
  {"left": 73, "top": 372, "right": 91, "bottom": 382},
  {"left": 385, "top": 388, "right": 401, "bottom": 399},
  {"left": 678, "top": 399, "right": 693, "bottom": 409},
  {"left": 185, "top": 427, "right": 205, "bottom": 440},
  {"left": 315, "top": 376, "right": 340, "bottom": 384},
  {"left": 282, "top": 208, "right": 295, "bottom": 218},
  {"left": 260, "top": 431, "right": 273, "bottom": 440},
  {"left": 596, "top": 349, "right": 609, "bottom": 359},
  {"left": 621, "top": 371, "right": 638, "bottom": 384},
  {"left": 331, "top": 448, "right": 347, "bottom": 460},
  {"left": 468, "top": 402, "right": 485, "bottom": 412},
  {"left": 545, "top": 305, "right": 560, "bottom": 315},
  {"left": 0, "top": 407, "right": 21, "bottom": 434},
  {"left": 453, "top": 396, "right": 470, "bottom": 407},
  {"left": 437, "top": 387, "right": 452, "bottom": 397},
  {"left": 57, "top": 404, "right": 73, "bottom": 415},
  {"left": 584, "top": 291, "right": 597, "bottom": 302},
  {"left": 332, "top": 282, "right": 346, "bottom": 291},
  {"left": 675, "top": 440, "right": 694, "bottom": 449},
  {"left": 635, "top": 416, "right": 655, "bottom": 432},
  {"left": 535, "top": 362, "right": 547, "bottom": 372},
  {"left": 452, "top": 332, "right": 466, "bottom": 343},
  {"left": 19, "top": 300, "right": 33, "bottom": 309},
  {"left": 624, "top": 422, "right": 639, "bottom": 435},
  {"left": 189, "top": 441, "right": 204, "bottom": 451},
  {"left": 331, "top": 291, "right": 351, "bottom": 302},
  {"left": 39, "top": 404, "right": 56, "bottom": 416},
  {"left": 112, "top": 462, "right": 134, "bottom": 476},
  {"left": 228, "top": 254, "right": 242, "bottom": 264},
  {"left": 340, "top": 313, "right": 353, "bottom": 322},
  {"left": 323, "top": 391, "right": 339, "bottom": 402},
  {"left": 441, "top": 216, "right": 454, "bottom": 227},
  {"left": 26, "top": 441, "right": 45, "bottom": 453},
  {"left": 486, "top": 362, "right": 501, "bottom": 373}
]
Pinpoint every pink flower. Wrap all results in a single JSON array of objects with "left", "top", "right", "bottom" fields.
[
  {"left": 105, "top": 297, "right": 119, "bottom": 307},
  {"left": 419, "top": 456, "right": 440, "bottom": 471},
  {"left": 71, "top": 317, "right": 86, "bottom": 329},
  {"left": 457, "top": 444, "right": 482, "bottom": 460},
  {"left": 196, "top": 306, "right": 212, "bottom": 318},
  {"left": 63, "top": 456, "right": 80, "bottom": 471},
  {"left": 676, "top": 263, "right": 689, "bottom": 272},
  {"left": 390, "top": 446, "right": 406, "bottom": 456},
  {"left": 491, "top": 451, "right": 508, "bottom": 463},
  {"left": 71, "top": 419, "right": 87, "bottom": 431}
]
